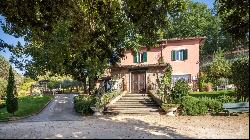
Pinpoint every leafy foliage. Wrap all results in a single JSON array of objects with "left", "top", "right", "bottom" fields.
[
  {"left": 216, "top": 0, "right": 249, "bottom": 43},
  {"left": 166, "top": 0, "right": 237, "bottom": 57},
  {"left": 189, "top": 90, "right": 236, "bottom": 98},
  {"left": 157, "top": 63, "right": 173, "bottom": 103},
  {"left": 197, "top": 72, "right": 208, "bottom": 92},
  {"left": 96, "top": 91, "right": 120, "bottom": 111},
  {"left": 0, "top": 55, "right": 23, "bottom": 86},
  {"left": 180, "top": 96, "right": 208, "bottom": 116},
  {"left": 171, "top": 80, "right": 190, "bottom": 104},
  {"left": 74, "top": 95, "right": 96, "bottom": 115},
  {"left": 6, "top": 66, "right": 18, "bottom": 114},
  {"left": 0, "top": 99, "right": 6, "bottom": 109},
  {"left": 0, "top": 0, "right": 186, "bottom": 83},
  {"left": 0, "top": 78, "right": 7, "bottom": 99},
  {"left": 203, "top": 49, "right": 232, "bottom": 86},
  {"left": 18, "top": 77, "right": 36, "bottom": 97},
  {"left": 201, "top": 97, "right": 222, "bottom": 114},
  {"left": 217, "top": 94, "right": 237, "bottom": 103},
  {"left": 230, "top": 57, "right": 249, "bottom": 99},
  {"left": 181, "top": 96, "right": 224, "bottom": 115}
]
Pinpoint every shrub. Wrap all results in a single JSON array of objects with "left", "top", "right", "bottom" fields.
[
  {"left": 161, "top": 103, "right": 180, "bottom": 112},
  {"left": 201, "top": 97, "right": 222, "bottom": 114},
  {"left": 171, "top": 80, "right": 190, "bottom": 103},
  {"left": 156, "top": 63, "right": 172, "bottom": 103},
  {"left": 217, "top": 94, "right": 237, "bottom": 103},
  {"left": 230, "top": 57, "right": 249, "bottom": 99},
  {"left": 93, "top": 91, "right": 121, "bottom": 112},
  {"left": 6, "top": 66, "right": 18, "bottom": 115},
  {"left": 0, "top": 78, "right": 7, "bottom": 99},
  {"left": 238, "top": 96, "right": 249, "bottom": 102},
  {"left": 74, "top": 95, "right": 96, "bottom": 115},
  {"left": 189, "top": 90, "right": 236, "bottom": 98},
  {"left": 206, "top": 49, "right": 232, "bottom": 86},
  {"left": 18, "top": 78, "right": 36, "bottom": 97},
  {"left": 0, "top": 99, "right": 6, "bottom": 109},
  {"left": 198, "top": 72, "right": 207, "bottom": 92},
  {"left": 180, "top": 96, "right": 208, "bottom": 116}
]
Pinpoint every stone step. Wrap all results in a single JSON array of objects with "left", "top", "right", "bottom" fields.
[
  {"left": 115, "top": 100, "right": 156, "bottom": 103},
  {"left": 123, "top": 95, "right": 151, "bottom": 98},
  {"left": 104, "top": 110, "right": 161, "bottom": 114},
  {"left": 124, "top": 93, "right": 149, "bottom": 96},
  {"left": 107, "top": 109, "right": 161, "bottom": 114},
  {"left": 109, "top": 105, "right": 159, "bottom": 108},
  {"left": 119, "top": 98, "right": 154, "bottom": 101},
  {"left": 121, "top": 96, "right": 152, "bottom": 99},
  {"left": 111, "top": 103, "right": 158, "bottom": 106},
  {"left": 108, "top": 108, "right": 159, "bottom": 111},
  {"left": 106, "top": 92, "right": 160, "bottom": 114}
]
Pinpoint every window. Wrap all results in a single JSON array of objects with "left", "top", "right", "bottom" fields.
[
  {"left": 172, "top": 74, "right": 191, "bottom": 84},
  {"left": 133, "top": 52, "right": 147, "bottom": 63},
  {"left": 171, "top": 49, "right": 188, "bottom": 61}
]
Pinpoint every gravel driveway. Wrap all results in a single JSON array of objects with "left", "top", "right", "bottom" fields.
[
  {"left": 21, "top": 94, "right": 83, "bottom": 122},
  {"left": 0, "top": 94, "right": 249, "bottom": 139}
]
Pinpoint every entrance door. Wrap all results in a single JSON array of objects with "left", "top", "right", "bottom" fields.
[{"left": 131, "top": 72, "right": 146, "bottom": 93}]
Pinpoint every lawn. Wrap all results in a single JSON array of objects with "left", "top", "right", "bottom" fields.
[
  {"left": 0, "top": 95, "right": 54, "bottom": 121},
  {"left": 189, "top": 90, "right": 236, "bottom": 98}
]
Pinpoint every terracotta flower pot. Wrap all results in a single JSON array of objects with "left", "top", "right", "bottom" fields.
[{"left": 205, "top": 83, "right": 213, "bottom": 92}]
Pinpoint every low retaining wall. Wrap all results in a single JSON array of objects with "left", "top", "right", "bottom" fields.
[
  {"left": 105, "top": 91, "right": 128, "bottom": 107},
  {"left": 148, "top": 90, "right": 163, "bottom": 106}
]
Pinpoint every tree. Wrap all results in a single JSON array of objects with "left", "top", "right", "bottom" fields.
[
  {"left": 6, "top": 66, "right": 18, "bottom": 115},
  {"left": 230, "top": 57, "right": 249, "bottom": 99},
  {"left": 0, "top": 0, "right": 186, "bottom": 91},
  {"left": 216, "top": 0, "right": 249, "bottom": 44},
  {"left": 0, "top": 77, "right": 7, "bottom": 99},
  {"left": 204, "top": 49, "right": 231, "bottom": 86},
  {"left": 165, "top": 0, "right": 236, "bottom": 57},
  {"left": 0, "top": 55, "right": 23, "bottom": 97}
]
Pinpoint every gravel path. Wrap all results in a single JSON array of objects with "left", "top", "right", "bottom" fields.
[{"left": 0, "top": 94, "right": 248, "bottom": 139}]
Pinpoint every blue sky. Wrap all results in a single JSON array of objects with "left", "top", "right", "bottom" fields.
[{"left": 0, "top": 0, "right": 214, "bottom": 75}]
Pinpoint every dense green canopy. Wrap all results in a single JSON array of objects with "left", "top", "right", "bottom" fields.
[
  {"left": 0, "top": 0, "right": 186, "bottom": 80},
  {"left": 216, "top": 0, "right": 249, "bottom": 44}
]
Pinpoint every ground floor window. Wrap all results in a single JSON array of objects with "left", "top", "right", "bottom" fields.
[{"left": 172, "top": 74, "right": 191, "bottom": 83}]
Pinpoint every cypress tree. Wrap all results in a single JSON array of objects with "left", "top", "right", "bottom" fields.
[{"left": 6, "top": 66, "right": 18, "bottom": 115}]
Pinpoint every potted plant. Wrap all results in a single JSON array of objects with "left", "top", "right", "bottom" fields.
[
  {"left": 90, "top": 96, "right": 103, "bottom": 116},
  {"left": 205, "top": 82, "right": 213, "bottom": 92},
  {"left": 162, "top": 103, "right": 180, "bottom": 116}
]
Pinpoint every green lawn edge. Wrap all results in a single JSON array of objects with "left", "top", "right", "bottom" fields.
[{"left": 0, "top": 95, "right": 55, "bottom": 122}]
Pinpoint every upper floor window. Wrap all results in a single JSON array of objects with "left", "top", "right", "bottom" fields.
[
  {"left": 133, "top": 52, "right": 147, "bottom": 63},
  {"left": 171, "top": 49, "right": 188, "bottom": 61}
]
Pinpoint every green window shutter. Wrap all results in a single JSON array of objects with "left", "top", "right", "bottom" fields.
[
  {"left": 133, "top": 53, "right": 138, "bottom": 63},
  {"left": 143, "top": 52, "right": 147, "bottom": 62},
  {"left": 171, "top": 50, "right": 176, "bottom": 61},
  {"left": 183, "top": 49, "right": 188, "bottom": 60}
]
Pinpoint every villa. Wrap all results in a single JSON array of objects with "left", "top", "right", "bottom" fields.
[{"left": 98, "top": 37, "right": 206, "bottom": 93}]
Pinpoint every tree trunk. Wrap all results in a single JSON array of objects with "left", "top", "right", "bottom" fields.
[
  {"left": 89, "top": 78, "right": 91, "bottom": 94},
  {"left": 83, "top": 76, "right": 87, "bottom": 94},
  {"left": 70, "top": 87, "right": 72, "bottom": 93},
  {"left": 76, "top": 86, "right": 79, "bottom": 92}
]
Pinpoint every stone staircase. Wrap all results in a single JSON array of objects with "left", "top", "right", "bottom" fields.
[{"left": 106, "top": 93, "right": 162, "bottom": 114}]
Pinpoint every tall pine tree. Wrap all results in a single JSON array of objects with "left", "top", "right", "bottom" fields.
[{"left": 6, "top": 66, "right": 18, "bottom": 115}]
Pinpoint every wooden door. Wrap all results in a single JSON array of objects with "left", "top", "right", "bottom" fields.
[{"left": 131, "top": 72, "right": 146, "bottom": 93}]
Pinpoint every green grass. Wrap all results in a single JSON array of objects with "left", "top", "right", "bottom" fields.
[
  {"left": 189, "top": 90, "right": 236, "bottom": 98},
  {"left": 0, "top": 95, "right": 54, "bottom": 121}
]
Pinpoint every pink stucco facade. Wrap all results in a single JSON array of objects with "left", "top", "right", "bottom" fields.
[
  {"left": 120, "top": 38, "right": 203, "bottom": 79},
  {"left": 101, "top": 37, "right": 205, "bottom": 93}
]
